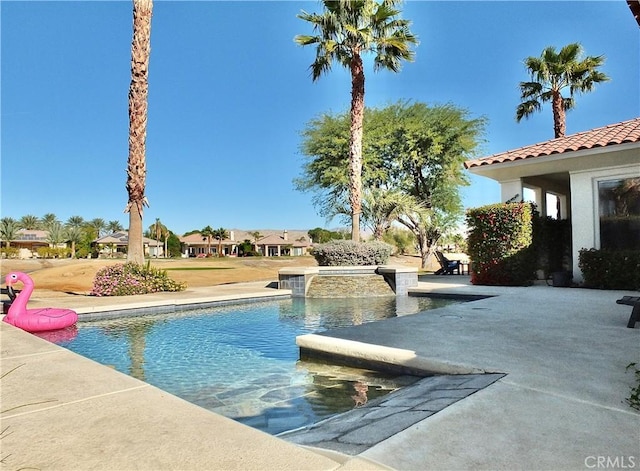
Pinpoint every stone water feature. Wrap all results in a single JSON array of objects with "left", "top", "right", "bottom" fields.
[{"left": 278, "top": 266, "right": 418, "bottom": 298}]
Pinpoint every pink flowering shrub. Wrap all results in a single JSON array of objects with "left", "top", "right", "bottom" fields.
[
  {"left": 91, "top": 262, "right": 186, "bottom": 296},
  {"left": 466, "top": 203, "right": 536, "bottom": 286}
]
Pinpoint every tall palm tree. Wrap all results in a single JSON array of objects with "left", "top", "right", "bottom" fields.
[
  {"left": 65, "top": 216, "right": 85, "bottom": 258},
  {"left": 250, "top": 231, "right": 262, "bottom": 253},
  {"left": 212, "top": 227, "right": 229, "bottom": 257},
  {"left": 125, "top": 0, "right": 153, "bottom": 264},
  {"left": 295, "top": 0, "right": 417, "bottom": 242},
  {"left": 201, "top": 225, "right": 215, "bottom": 256},
  {"left": 516, "top": 43, "right": 609, "bottom": 138},
  {"left": 149, "top": 218, "right": 167, "bottom": 257}
]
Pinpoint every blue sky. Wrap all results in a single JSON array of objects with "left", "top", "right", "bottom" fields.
[{"left": 2, "top": 1, "right": 638, "bottom": 236}]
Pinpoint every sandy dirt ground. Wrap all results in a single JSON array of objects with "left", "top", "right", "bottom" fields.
[{"left": 1, "top": 255, "right": 424, "bottom": 294}]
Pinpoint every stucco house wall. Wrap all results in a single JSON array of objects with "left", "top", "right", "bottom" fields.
[{"left": 465, "top": 118, "right": 640, "bottom": 283}]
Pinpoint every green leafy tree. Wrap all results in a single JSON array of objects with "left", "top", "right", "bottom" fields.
[
  {"left": 295, "top": 0, "right": 417, "bottom": 242},
  {"left": 382, "top": 226, "right": 416, "bottom": 255},
  {"left": 298, "top": 101, "right": 485, "bottom": 267},
  {"left": 516, "top": 43, "right": 609, "bottom": 138},
  {"left": 125, "top": 0, "right": 153, "bottom": 264},
  {"left": 0, "top": 217, "right": 19, "bottom": 248},
  {"left": 66, "top": 215, "right": 85, "bottom": 229},
  {"left": 308, "top": 227, "right": 346, "bottom": 244},
  {"left": 200, "top": 225, "right": 214, "bottom": 256},
  {"left": 212, "top": 227, "right": 229, "bottom": 257}
]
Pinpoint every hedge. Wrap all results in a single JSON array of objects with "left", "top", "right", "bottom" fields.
[
  {"left": 578, "top": 248, "right": 640, "bottom": 290},
  {"left": 310, "top": 240, "right": 393, "bottom": 266}
]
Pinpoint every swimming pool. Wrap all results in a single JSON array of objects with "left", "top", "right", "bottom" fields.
[{"left": 50, "top": 295, "right": 459, "bottom": 435}]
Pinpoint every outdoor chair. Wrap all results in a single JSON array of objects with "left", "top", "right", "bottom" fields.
[
  {"left": 616, "top": 296, "right": 640, "bottom": 328},
  {"left": 435, "top": 251, "right": 461, "bottom": 275}
]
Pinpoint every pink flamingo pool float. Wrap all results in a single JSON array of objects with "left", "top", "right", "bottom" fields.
[{"left": 3, "top": 271, "right": 78, "bottom": 333}]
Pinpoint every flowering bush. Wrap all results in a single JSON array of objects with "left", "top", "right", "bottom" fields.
[
  {"left": 466, "top": 203, "right": 536, "bottom": 286},
  {"left": 91, "top": 262, "right": 186, "bottom": 296},
  {"left": 311, "top": 240, "right": 393, "bottom": 266}
]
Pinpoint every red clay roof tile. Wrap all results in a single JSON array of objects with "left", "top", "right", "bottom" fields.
[{"left": 464, "top": 117, "right": 640, "bottom": 169}]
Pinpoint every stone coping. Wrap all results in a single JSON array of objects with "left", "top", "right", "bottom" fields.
[{"left": 279, "top": 265, "right": 418, "bottom": 276}]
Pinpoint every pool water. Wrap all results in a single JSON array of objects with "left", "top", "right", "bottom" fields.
[{"left": 51, "top": 296, "right": 458, "bottom": 435}]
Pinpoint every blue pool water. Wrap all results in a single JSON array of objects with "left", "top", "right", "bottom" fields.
[{"left": 51, "top": 296, "right": 458, "bottom": 434}]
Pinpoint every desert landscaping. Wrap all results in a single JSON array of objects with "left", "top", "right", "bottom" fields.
[{"left": 1, "top": 255, "right": 425, "bottom": 295}]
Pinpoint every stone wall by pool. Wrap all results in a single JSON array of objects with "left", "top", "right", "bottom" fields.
[{"left": 278, "top": 266, "right": 418, "bottom": 298}]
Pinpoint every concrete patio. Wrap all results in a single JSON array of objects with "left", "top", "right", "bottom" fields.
[{"left": 1, "top": 275, "right": 638, "bottom": 470}]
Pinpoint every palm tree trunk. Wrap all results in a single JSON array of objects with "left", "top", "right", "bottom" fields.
[
  {"left": 126, "top": 0, "right": 153, "bottom": 264},
  {"left": 552, "top": 90, "right": 565, "bottom": 138},
  {"left": 349, "top": 54, "right": 365, "bottom": 242}
]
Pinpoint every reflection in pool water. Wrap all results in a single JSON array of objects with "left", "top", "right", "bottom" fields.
[{"left": 54, "top": 296, "right": 458, "bottom": 435}]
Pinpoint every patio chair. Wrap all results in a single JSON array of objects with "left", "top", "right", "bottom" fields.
[
  {"left": 435, "top": 251, "right": 461, "bottom": 275},
  {"left": 616, "top": 296, "right": 640, "bottom": 328}
]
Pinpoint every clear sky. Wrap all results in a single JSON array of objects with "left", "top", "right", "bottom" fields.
[{"left": 2, "top": 1, "right": 638, "bottom": 236}]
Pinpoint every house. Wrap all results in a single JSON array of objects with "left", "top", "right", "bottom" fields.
[
  {"left": 464, "top": 118, "right": 640, "bottom": 283},
  {"left": 93, "top": 231, "right": 163, "bottom": 258},
  {"left": 179, "top": 229, "right": 313, "bottom": 258},
  {"left": 4, "top": 229, "right": 53, "bottom": 258}
]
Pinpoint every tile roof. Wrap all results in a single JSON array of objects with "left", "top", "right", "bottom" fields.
[{"left": 465, "top": 118, "right": 640, "bottom": 169}]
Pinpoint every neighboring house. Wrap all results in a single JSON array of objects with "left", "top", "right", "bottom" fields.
[
  {"left": 4, "top": 229, "right": 53, "bottom": 258},
  {"left": 179, "top": 229, "right": 313, "bottom": 257},
  {"left": 464, "top": 118, "right": 640, "bottom": 283},
  {"left": 93, "top": 231, "right": 163, "bottom": 258}
]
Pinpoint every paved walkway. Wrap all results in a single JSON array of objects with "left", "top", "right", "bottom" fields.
[{"left": 2, "top": 275, "right": 639, "bottom": 470}]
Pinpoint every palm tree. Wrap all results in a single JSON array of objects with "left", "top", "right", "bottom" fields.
[
  {"left": 250, "top": 231, "right": 262, "bottom": 253},
  {"left": 125, "top": 0, "right": 153, "bottom": 264},
  {"left": 0, "top": 218, "right": 19, "bottom": 248},
  {"left": 295, "top": 0, "right": 417, "bottom": 242},
  {"left": 19, "top": 215, "right": 40, "bottom": 230},
  {"left": 212, "top": 227, "right": 229, "bottom": 257},
  {"left": 149, "top": 218, "right": 167, "bottom": 257},
  {"left": 362, "top": 188, "right": 415, "bottom": 240},
  {"left": 106, "top": 220, "right": 124, "bottom": 234},
  {"left": 88, "top": 218, "right": 106, "bottom": 239},
  {"left": 41, "top": 213, "right": 60, "bottom": 230},
  {"left": 201, "top": 225, "right": 214, "bottom": 256},
  {"left": 65, "top": 216, "right": 85, "bottom": 258},
  {"left": 516, "top": 43, "right": 609, "bottom": 138},
  {"left": 65, "top": 226, "right": 83, "bottom": 258}
]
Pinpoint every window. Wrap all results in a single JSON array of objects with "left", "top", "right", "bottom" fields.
[{"left": 598, "top": 177, "right": 640, "bottom": 250}]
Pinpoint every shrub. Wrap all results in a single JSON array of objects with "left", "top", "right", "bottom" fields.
[
  {"left": 36, "top": 247, "right": 70, "bottom": 258},
  {"left": 466, "top": 203, "right": 536, "bottom": 286},
  {"left": 0, "top": 247, "right": 19, "bottom": 259},
  {"left": 311, "top": 240, "right": 393, "bottom": 266},
  {"left": 578, "top": 248, "right": 640, "bottom": 290},
  {"left": 91, "top": 262, "right": 187, "bottom": 296}
]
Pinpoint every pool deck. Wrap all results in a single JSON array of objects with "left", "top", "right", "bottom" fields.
[{"left": 2, "top": 276, "right": 639, "bottom": 470}]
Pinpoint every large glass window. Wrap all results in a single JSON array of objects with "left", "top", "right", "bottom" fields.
[{"left": 598, "top": 177, "right": 640, "bottom": 250}]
